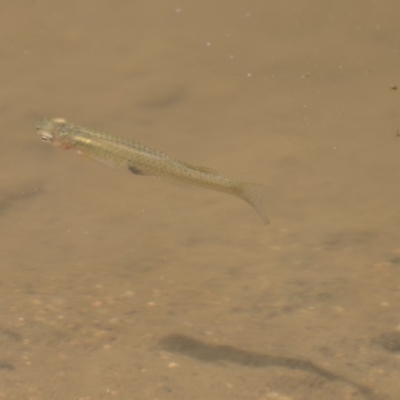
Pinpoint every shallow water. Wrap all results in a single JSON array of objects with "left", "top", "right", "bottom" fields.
[{"left": 1, "top": 1, "right": 400, "bottom": 399}]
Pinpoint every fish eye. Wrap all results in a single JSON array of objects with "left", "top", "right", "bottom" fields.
[{"left": 40, "top": 132, "right": 53, "bottom": 142}]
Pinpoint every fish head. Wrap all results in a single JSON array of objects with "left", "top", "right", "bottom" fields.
[{"left": 35, "top": 118, "right": 73, "bottom": 148}]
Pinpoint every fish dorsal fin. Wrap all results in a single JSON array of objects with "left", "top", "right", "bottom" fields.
[{"left": 180, "top": 161, "right": 218, "bottom": 175}]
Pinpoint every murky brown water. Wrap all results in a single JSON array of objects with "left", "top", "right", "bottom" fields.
[{"left": 1, "top": 1, "right": 400, "bottom": 399}]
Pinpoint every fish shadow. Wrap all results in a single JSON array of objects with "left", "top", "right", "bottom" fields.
[{"left": 159, "top": 334, "right": 388, "bottom": 400}]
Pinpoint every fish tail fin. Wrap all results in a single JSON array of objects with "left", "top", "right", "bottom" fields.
[{"left": 236, "top": 182, "right": 270, "bottom": 224}]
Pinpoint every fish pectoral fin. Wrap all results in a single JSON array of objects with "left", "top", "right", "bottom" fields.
[
  {"left": 180, "top": 161, "right": 218, "bottom": 175},
  {"left": 128, "top": 165, "right": 145, "bottom": 175}
]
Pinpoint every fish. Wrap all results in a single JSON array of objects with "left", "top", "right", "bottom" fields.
[{"left": 35, "top": 118, "right": 270, "bottom": 223}]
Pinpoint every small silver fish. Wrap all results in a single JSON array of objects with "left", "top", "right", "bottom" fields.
[{"left": 35, "top": 118, "right": 270, "bottom": 223}]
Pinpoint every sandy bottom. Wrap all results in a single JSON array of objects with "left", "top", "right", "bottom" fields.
[{"left": 0, "top": 1, "right": 400, "bottom": 399}]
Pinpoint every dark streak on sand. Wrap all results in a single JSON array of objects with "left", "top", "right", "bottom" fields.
[
  {"left": 160, "top": 334, "right": 388, "bottom": 400},
  {"left": 0, "top": 186, "right": 43, "bottom": 217}
]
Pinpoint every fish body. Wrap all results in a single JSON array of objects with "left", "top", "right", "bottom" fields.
[{"left": 35, "top": 118, "right": 269, "bottom": 223}]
